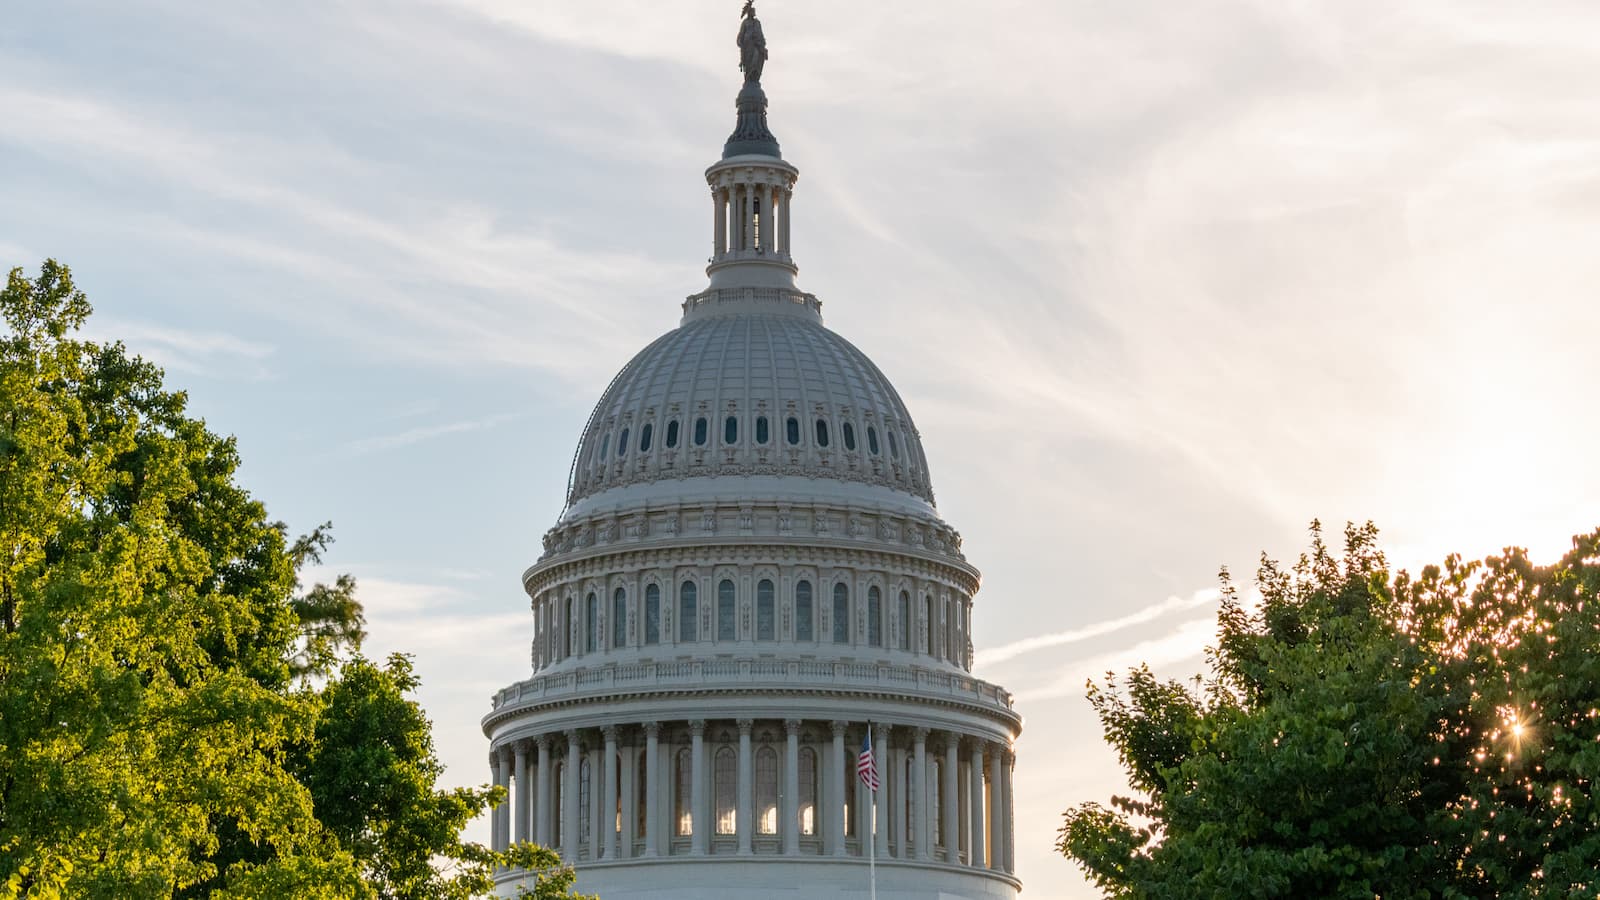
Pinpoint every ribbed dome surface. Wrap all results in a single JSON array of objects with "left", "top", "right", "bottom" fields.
[{"left": 565, "top": 310, "right": 934, "bottom": 511}]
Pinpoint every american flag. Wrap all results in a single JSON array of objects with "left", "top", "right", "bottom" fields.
[{"left": 857, "top": 729, "right": 880, "bottom": 792}]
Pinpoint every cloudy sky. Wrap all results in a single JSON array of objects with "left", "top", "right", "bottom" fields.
[{"left": 4, "top": 2, "right": 1598, "bottom": 897}]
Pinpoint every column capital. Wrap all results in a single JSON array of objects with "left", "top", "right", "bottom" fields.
[
  {"left": 689, "top": 719, "right": 707, "bottom": 737},
  {"left": 602, "top": 725, "right": 620, "bottom": 743},
  {"left": 536, "top": 734, "right": 552, "bottom": 752},
  {"left": 737, "top": 718, "right": 754, "bottom": 735},
  {"left": 513, "top": 741, "right": 529, "bottom": 759},
  {"left": 643, "top": 721, "right": 662, "bottom": 739},
  {"left": 913, "top": 726, "right": 931, "bottom": 743},
  {"left": 784, "top": 718, "right": 802, "bottom": 736},
  {"left": 830, "top": 719, "right": 849, "bottom": 737},
  {"left": 564, "top": 729, "right": 581, "bottom": 747},
  {"left": 874, "top": 722, "right": 891, "bottom": 739},
  {"left": 989, "top": 738, "right": 1007, "bottom": 756}
]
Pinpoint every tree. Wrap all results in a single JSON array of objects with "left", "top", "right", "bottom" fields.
[
  {"left": 1059, "top": 521, "right": 1600, "bottom": 899},
  {"left": 0, "top": 261, "right": 586, "bottom": 898}
]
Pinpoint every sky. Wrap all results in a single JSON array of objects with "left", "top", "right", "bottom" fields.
[{"left": 4, "top": 2, "right": 1599, "bottom": 897}]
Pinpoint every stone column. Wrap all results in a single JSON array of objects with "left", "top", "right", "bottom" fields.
[
  {"left": 690, "top": 720, "right": 708, "bottom": 855},
  {"left": 737, "top": 719, "right": 754, "bottom": 855},
  {"left": 829, "top": 720, "right": 847, "bottom": 856},
  {"left": 620, "top": 740, "right": 636, "bottom": 859},
  {"left": 514, "top": 743, "right": 531, "bottom": 847},
  {"left": 912, "top": 727, "right": 930, "bottom": 860},
  {"left": 943, "top": 736, "right": 960, "bottom": 863},
  {"left": 536, "top": 736, "right": 553, "bottom": 848},
  {"left": 563, "top": 731, "right": 581, "bottom": 859},
  {"left": 587, "top": 745, "right": 602, "bottom": 859},
  {"left": 968, "top": 741, "right": 986, "bottom": 869},
  {"left": 987, "top": 742, "right": 1004, "bottom": 871},
  {"left": 496, "top": 750, "right": 512, "bottom": 853},
  {"left": 893, "top": 745, "right": 908, "bottom": 857},
  {"left": 780, "top": 186, "right": 792, "bottom": 254},
  {"left": 874, "top": 723, "right": 891, "bottom": 860},
  {"left": 602, "top": 727, "right": 619, "bottom": 859},
  {"left": 713, "top": 187, "right": 727, "bottom": 259},
  {"left": 783, "top": 719, "right": 801, "bottom": 855},
  {"left": 1005, "top": 749, "right": 1016, "bottom": 873},
  {"left": 489, "top": 759, "right": 501, "bottom": 855},
  {"left": 644, "top": 722, "right": 662, "bottom": 857}
]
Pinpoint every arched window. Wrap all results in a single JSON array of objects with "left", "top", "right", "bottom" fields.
[
  {"left": 675, "top": 749, "right": 693, "bottom": 836},
  {"left": 552, "top": 760, "right": 565, "bottom": 847},
  {"left": 715, "top": 747, "right": 737, "bottom": 834},
  {"left": 580, "top": 757, "right": 592, "bottom": 842},
  {"left": 843, "top": 421, "right": 857, "bottom": 451},
  {"left": 795, "top": 580, "right": 814, "bottom": 642},
  {"left": 585, "top": 592, "right": 598, "bottom": 653},
  {"left": 898, "top": 591, "right": 911, "bottom": 651},
  {"left": 694, "top": 417, "right": 709, "bottom": 446},
  {"left": 612, "top": 587, "right": 627, "bottom": 649},
  {"left": 640, "top": 423, "right": 653, "bottom": 453},
  {"left": 756, "top": 746, "right": 779, "bottom": 834},
  {"left": 786, "top": 417, "right": 801, "bottom": 445},
  {"left": 832, "top": 583, "right": 850, "bottom": 644},
  {"left": 799, "top": 747, "right": 818, "bottom": 835},
  {"left": 717, "top": 579, "right": 736, "bottom": 642},
  {"left": 644, "top": 584, "right": 661, "bottom": 645},
  {"left": 665, "top": 420, "right": 680, "bottom": 449},
  {"left": 945, "top": 598, "right": 956, "bottom": 660},
  {"left": 564, "top": 596, "right": 575, "bottom": 657},
  {"left": 679, "top": 582, "right": 699, "bottom": 643},
  {"left": 724, "top": 416, "right": 738, "bottom": 445},
  {"left": 617, "top": 428, "right": 629, "bottom": 457},
  {"left": 755, "top": 416, "right": 770, "bottom": 444},
  {"left": 756, "top": 579, "right": 775, "bottom": 641},
  {"left": 924, "top": 595, "right": 935, "bottom": 655},
  {"left": 867, "top": 586, "right": 882, "bottom": 648},
  {"left": 867, "top": 426, "right": 880, "bottom": 456},
  {"left": 815, "top": 418, "right": 831, "bottom": 447},
  {"left": 636, "top": 749, "right": 649, "bottom": 838}
]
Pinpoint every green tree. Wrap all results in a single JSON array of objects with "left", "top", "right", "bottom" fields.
[
  {"left": 0, "top": 261, "right": 586, "bottom": 898},
  {"left": 1060, "top": 522, "right": 1600, "bottom": 899}
]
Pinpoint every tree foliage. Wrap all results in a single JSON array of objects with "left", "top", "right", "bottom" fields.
[
  {"left": 0, "top": 262, "right": 584, "bottom": 898},
  {"left": 1060, "top": 521, "right": 1600, "bottom": 899}
]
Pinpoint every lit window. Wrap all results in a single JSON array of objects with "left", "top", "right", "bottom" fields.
[
  {"left": 644, "top": 584, "right": 661, "bottom": 645},
  {"left": 756, "top": 579, "right": 775, "bottom": 641},
  {"left": 832, "top": 583, "right": 849, "bottom": 644},
  {"left": 815, "top": 419, "right": 830, "bottom": 447},
  {"left": 694, "top": 418, "right": 708, "bottom": 446},
  {"left": 617, "top": 429, "right": 629, "bottom": 457},
  {"left": 786, "top": 417, "right": 801, "bottom": 445},
  {"left": 718, "top": 579, "right": 736, "bottom": 641},
  {"left": 724, "top": 416, "right": 738, "bottom": 445},
  {"left": 795, "top": 581, "right": 814, "bottom": 642},
  {"left": 666, "top": 421, "right": 680, "bottom": 449},
  {"left": 715, "top": 747, "right": 737, "bottom": 834},
  {"left": 867, "top": 427, "right": 880, "bottom": 456},
  {"left": 756, "top": 416, "right": 770, "bottom": 445},
  {"left": 843, "top": 421, "right": 856, "bottom": 451},
  {"left": 679, "top": 582, "right": 699, "bottom": 642},
  {"left": 799, "top": 747, "right": 818, "bottom": 835},
  {"left": 676, "top": 749, "right": 693, "bottom": 835},
  {"left": 640, "top": 423, "right": 653, "bottom": 452},
  {"left": 756, "top": 746, "right": 779, "bottom": 833}
]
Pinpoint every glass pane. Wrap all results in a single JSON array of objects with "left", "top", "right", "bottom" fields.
[
  {"left": 800, "top": 748, "right": 817, "bottom": 835},
  {"left": 645, "top": 585, "right": 661, "bottom": 645},
  {"left": 724, "top": 416, "right": 738, "bottom": 445},
  {"left": 715, "top": 748, "right": 737, "bottom": 834},
  {"left": 666, "top": 420, "right": 679, "bottom": 448},
  {"left": 832, "top": 583, "right": 849, "bottom": 644},
  {"left": 613, "top": 588, "right": 627, "bottom": 648},
  {"left": 718, "top": 580, "right": 736, "bottom": 641},
  {"left": 756, "top": 579, "right": 775, "bottom": 641},
  {"left": 868, "top": 586, "right": 882, "bottom": 647},
  {"left": 580, "top": 758, "right": 592, "bottom": 841},
  {"left": 843, "top": 422, "right": 856, "bottom": 451},
  {"left": 786, "top": 417, "right": 801, "bottom": 445},
  {"left": 815, "top": 419, "right": 830, "bottom": 447},
  {"left": 694, "top": 418, "right": 708, "bottom": 446},
  {"left": 889, "top": 430, "right": 900, "bottom": 459},
  {"left": 640, "top": 423, "right": 653, "bottom": 452},
  {"left": 586, "top": 593, "right": 598, "bottom": 653},
  {"left": 676, "top": 750, "right": 693, "bottom": 835},
  {"left": 618, "top": 429, "right": 629, "bottom": 457},
  {"left": 756, "top": 747, "right": 779, "bottom": 833},
  {"left": 795, "top": 581, "right": 813, "bottom": 642},
  {"left": 756, "top": 416, "right": 769, "bottom": 444},
  {"left": 599, "top": 433, "right": 610, "bottom": 459},
  {"left": 898, "top": 591, "right": 911, "bottom": 651},
  {"left": 868, "top": 427, "right": 880, "bottom": 455},
  {"left": 679, "top": 582, "right": 698, "bottom": 643}
]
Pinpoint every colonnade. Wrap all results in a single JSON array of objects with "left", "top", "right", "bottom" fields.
[
  {"left": 712, "top": 181, "right": 792, "bottom": 260},
  {"left": 489, "top": 719, "right": 1015, "bottom": 876}
]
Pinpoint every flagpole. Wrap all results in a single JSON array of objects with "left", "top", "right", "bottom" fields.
[{"left": 867, "top": 724, "right": 877, "bottom": 900}]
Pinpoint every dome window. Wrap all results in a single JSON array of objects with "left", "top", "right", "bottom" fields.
[
  {"left": 888, "top": 430, "right": 900, "bottom": 460},
  {"left": 724, "top": 416, "right": 738, "bottom": 445},
  {"left": 617, "top": 429, "right": 630, "bottom": 458},
  {"left": 679, "top": 582, "right": 698, "bottom": 642},
  {"left": 599, "top": 433, "right": 610, "bottom": 459},
  {"left": 756, "top": 579, "right": 775, "bottom": 640},
  {"left": 644, "top": 584, "right": 661, "bottom": 645},
  {"left": 717, "top": 579, "right": 736, "bottom": 641},
  {"left": 867, "top": 426, "right": 880, "bottom": 456},
  {"left": 795, "top": 580, "right": 814, "bottom": 641},
  {"left": 815, "top": 419, "right": 830, "bottom": 448},
  {"left": 755, "top": 416, "right": 770, "bottom": 445},
  {"left": 694, "top": 417, "right": 708, "bottom": 446},
  {"left": 831, "top": 583, "right": 849, "bottom": 644},
  {"left": 786, "top": 417, "right": 801, "bottom": 445},
  {"left": 843, "top": 422, "right": 857, "bottom": 451},
  {"left": 867, "top": 586, "right": 882, "bottom": 647},
  {"left": 639, "top": 424, "right": 653, "bottom": 453},
  {"left": 665, "top": 421, "right": 680, "bottom": 449}
]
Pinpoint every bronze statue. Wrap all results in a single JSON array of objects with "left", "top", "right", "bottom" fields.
[{"left": 738, "top": 1, "right": 767, "bottom": 84}]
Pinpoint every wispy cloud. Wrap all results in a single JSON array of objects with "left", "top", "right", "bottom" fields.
[
  {"left": 1014, "top": 617, "right": 1217, "bottom": 704},
  {"left": 83, "top": 318, "right": 275, "bottom": 379},
  {"left": 339, "top": 413, "right": 521, "bottom": 457},
  {"left": 976, "top": 588, "right": 1221, "bottom": 669}
]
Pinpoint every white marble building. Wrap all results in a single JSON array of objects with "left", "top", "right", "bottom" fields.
[{"left": 483, "top": 8, "right": 1020, "bottom": 898}]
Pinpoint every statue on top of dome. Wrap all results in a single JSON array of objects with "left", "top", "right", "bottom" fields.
[{"left": 738, "top": 1, "right": 767, "bottom": 84}]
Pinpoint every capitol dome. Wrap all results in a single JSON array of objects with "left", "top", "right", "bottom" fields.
[{"left": 484, "top": 8, "right": 1020, "bottom": 899}]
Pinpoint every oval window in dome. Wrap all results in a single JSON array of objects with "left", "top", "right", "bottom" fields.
[
  {"left": 694, "top": 417, "right": 708, "bottom": 446},
  {"left": 867, "top": 426, "right": 880, "bottom": 456},
  {"left": 599, "top": 433, "right": 611, "bottom": 460},
  {"left": 665, "top": 420, "right": 679, "bottom": 449},
  {"left": 640, "top": 423, "right": 653, "bottom": 453},
  {"left": 888, "top": 430, "right": 900, "bottom": 460},
  {"left": 756, "top": 416, "right": 769, "bottom": 445},
  {"left": 842, "top": 422, "right": 857, "bottom": 451},
  {"left": 815, "top": 419, "right": 830, "bottom": 448},
  {"left": 724, "top": 416, "right": 738, "bottom": 445},
  {"left": 786, "top": 417, "right": 801, "bottom": 446},
  {"left": 617, "top": 429, "right": 629, "bottom": 457}
]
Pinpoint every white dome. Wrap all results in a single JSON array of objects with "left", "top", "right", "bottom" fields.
[{"left": 563, "top": 289, "right": 935, "bottom": 520}]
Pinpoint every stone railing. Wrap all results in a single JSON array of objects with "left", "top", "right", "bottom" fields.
[
  {"left": 682, "top": 286, "right": 821, "bottom": 317},
  {"left": 489, "top": 657, "right": 1015, "bottom": 718}
]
